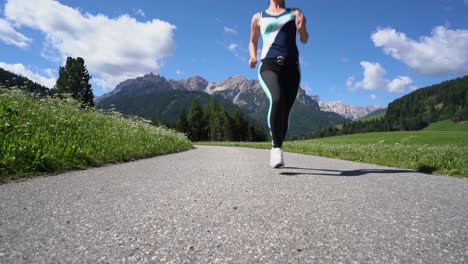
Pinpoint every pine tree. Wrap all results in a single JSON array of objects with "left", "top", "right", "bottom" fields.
[
  {"left": 175, "top": 107, "right": 189, "bottom": 135},
  {"left": 246, "top": 122, "right": 267, "bottom": 142},
  {"left": 253, "top": 122, "right": 268, "bottom": 141},
  {"left": 452, "top": 90, "right": 468, "bottom": 122},
  {"left": 247, "top": 124, "right": 255, "bottom": 142},
  {"left": 55, "top": 57, "right": 94, "bottom": 108},
  {"left": 0, "top": 68, "right": 49, "bottom": 96},
  {"left": 187, "top": 99, "right": 206, "bottom": 141},
  {"left": 220, "top": 104, "right": 233, "bottom": 141},
  {"left": 203, "top": 98, "right": 221, "bottom": 141},
  {"left": 231, "top": 107, "right": 248, "bottom": 141}
]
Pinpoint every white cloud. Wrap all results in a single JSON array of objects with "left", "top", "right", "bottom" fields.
[
  {"left": 228, "top": 43, "right": 238, "bottom": 51},
  {"left": 225, "top": 42, "right": 247, "bottom": 62},
  {"left": 387, "top": 76, "right": 413, "bottom": 93},
  {"left": 176, "top": 69, "right": 182, "bottom": 75},
  {"left": 4, "top": 0, "right": 176, "bottom": 90},
  {"left": 0, "top": 18, "right": 31, "bottom": 47},
  {"left": 224, "top": 26, "right": 237, "bottom": 34},
  {"left": 347, "top": 61, "right": 413, "bottom": 93},
  {"left": 371, "top": 26, "right": 468, "bottom": 76},
  {"left": 0, "top": 62, "right": 56, "bottom": 87},
  {"left": 134, "top": 8, "right": 145, "bottom": 17},
  {"left": 370, "top": 94, "right": 377, "bottom": 100},
  {"left": 346, "top": 76, "right": 356, "bottom": 90},
  {"left": 355, "top": 61, "right": 388, "bottom": 90},
  {"left": 92, "top": 72, "right": 141, "bottom": 90}
]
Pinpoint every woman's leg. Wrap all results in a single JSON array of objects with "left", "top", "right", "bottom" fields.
[
  {"left": 259, "top": 62, "right": 287, "bottom": 148},
  {"left": 279, "top": 63, "right": 301, "bottom": 143}
]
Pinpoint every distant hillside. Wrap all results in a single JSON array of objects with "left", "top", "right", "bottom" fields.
[
  {"left": 386, "top": 75, "right": 468, "bottom": 128},
  {"left": 359, "top": 112, "right": 386, "bottom": 123},
  {"left": 361, "top": 108, "right": 387, "bottom": 120},
  {"left": 95, "top": 74, "right": 348, "bottom": 138},
  {"left": 304, "top": 76, "right": 468, "bottom": 139},
  {"left": 0, "top": 67, "right": 50, "bottom": 96}
]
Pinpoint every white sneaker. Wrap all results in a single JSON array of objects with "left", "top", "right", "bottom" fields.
[{"left": 270, "top": 147, "right": 284, "bottom": 168}]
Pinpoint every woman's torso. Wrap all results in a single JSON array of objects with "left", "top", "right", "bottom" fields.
[{"left": 259, "top": 8, "right": 299, "bottom": 60}]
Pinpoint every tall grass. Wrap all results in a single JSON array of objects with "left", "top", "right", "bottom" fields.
[{"left": 0, "top": 88, "right": 193, "bottom": 182}]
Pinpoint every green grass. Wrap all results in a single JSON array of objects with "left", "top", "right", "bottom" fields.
[
  {"left": 423, "top": 119, "right": 468, "bottom": 132},
  {"left": 197, "top": 129, "right": 468, "bottom": 177},
  {"left": 0, "top": 88, "right": 193, "bottom": 183},
  {"left": 359, "top": 112, "right": 385, "bottom": 122}
]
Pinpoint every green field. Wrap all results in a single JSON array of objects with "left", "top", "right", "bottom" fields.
[
  {"left": 0, "top": 89, "right": 193, "bottom": 183},
  {"left": 423, "top": 119, "right": 468, "bottom": 132},
  {"left": 359, "top": 112, "right": 386, "bottom": 122},
  {"left": 198, "top": 123, "right": 468, "bottom": 177}
]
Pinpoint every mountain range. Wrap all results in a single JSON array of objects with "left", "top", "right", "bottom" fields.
[
  {"left": 95, "top": 73, "right": 349, "bottom": 138},
  {"left": 318, "top": 101, "right": 387, "bottom": 120}
]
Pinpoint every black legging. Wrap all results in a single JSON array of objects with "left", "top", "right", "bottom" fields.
[{"left": 259, "top": 58, "right": 300, "bottom": 148}]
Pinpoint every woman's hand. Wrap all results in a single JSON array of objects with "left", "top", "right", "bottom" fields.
[
  {"left": 295, "top": 11, "right": 306, "bottom": 32},
  {"left": 249, "top": 57, "right": 258, "bottom": 69},
  {"left": 294, "top": 9, "right": 309, "bottom": 44}
]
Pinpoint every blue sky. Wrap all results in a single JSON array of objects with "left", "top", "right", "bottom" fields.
[{"left": 1, "top": 0, "right": 467, "bottom": 106}]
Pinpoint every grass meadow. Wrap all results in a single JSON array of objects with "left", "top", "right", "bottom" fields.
[{"left": 0, "top": 89, "right": 193, "bottom": 183}]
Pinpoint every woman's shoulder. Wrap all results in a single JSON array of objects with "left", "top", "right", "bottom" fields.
[
  {"left": 251, "top": 11, "right": 261, "bottom": 23},
  {"left": 289, "top": 8, "right": 303, "bottom": 16}
]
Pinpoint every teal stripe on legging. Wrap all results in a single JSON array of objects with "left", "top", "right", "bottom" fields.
[{"left": 258, "top": 62, "right": 274, "bottom": 145}]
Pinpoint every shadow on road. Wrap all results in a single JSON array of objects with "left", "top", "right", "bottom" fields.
[{"left": 278, "top": 167, "right": 415, "bottom": 177}]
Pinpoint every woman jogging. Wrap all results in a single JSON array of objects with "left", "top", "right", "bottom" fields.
[{"left": 249, "top": 0, "right": 309, "bottom": 168}]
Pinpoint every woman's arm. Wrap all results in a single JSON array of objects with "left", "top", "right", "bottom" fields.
[
  {"left": 294, "top": 9, "right": 309, "bottom": 44},
  {"left": 249, "top": 12, "right": 261, "bottom": 68}
]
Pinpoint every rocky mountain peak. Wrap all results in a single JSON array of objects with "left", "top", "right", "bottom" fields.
[
  {"left": 297, "top": 89, "right": 319, "bottom": 110},
  {"left": 205, "top": 75, "right": 255, "bottom": 94},
  {"left": 228, "top": 75, "right": 248, "bottom": 82},
  {"left": 116, "top": 72, "right": 168, "bottom": 90},
  {"left": 168, "top": 75, "right": 208, "bottom": 91},
  {"left": 139, "top": 72, "right": 164, "bottom": 81},
  {"left": 186, "top": 75, "right": 208, "bottom": 90},
  {"left": 94, "top": 73, "right": 172, "bottom": 103},
  {"left": 188, "top": 75, "right": 207, "bottom": 82},
  {"left": 319, "top": 101, "right": 386, "bottom": 120}
]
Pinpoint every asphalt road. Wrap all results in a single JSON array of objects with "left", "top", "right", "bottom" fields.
[{"left": 0, "top": 145, "right": 466, "bottom": 263}]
